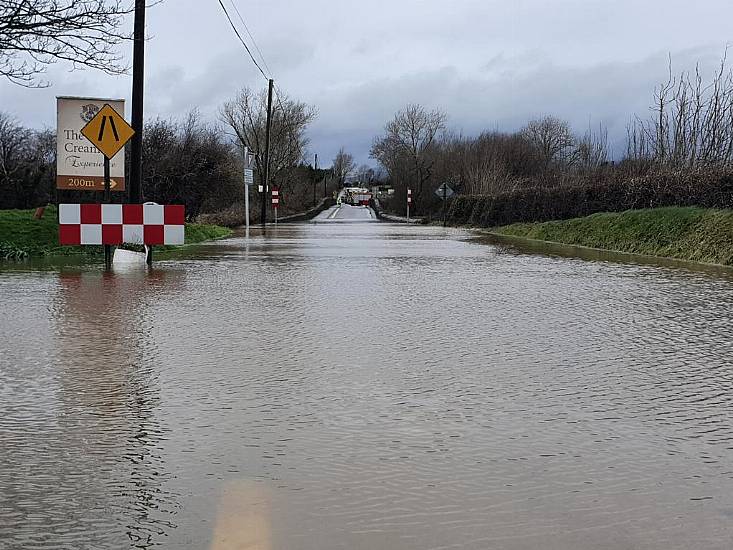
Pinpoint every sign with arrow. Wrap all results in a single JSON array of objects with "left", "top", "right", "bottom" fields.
[
  {"left": 81, "top": 104, "right": 135, "bottom": 160},
  {"left": 435, "top": 182, "right": 455, "bottom": 200},
  {"left": 56, "top": 97, "right": 127, "bottom": 191}
]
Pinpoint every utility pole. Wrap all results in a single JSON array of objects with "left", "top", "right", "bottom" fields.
[
  {"left": 129, "top": 0, "right": 146, "bottom": 204},
  {"left": 313, "top": 153, "right": 318, "bottom": 207},
  {"left": 261, "top": 79, "right": 274, "bottom": 227}
]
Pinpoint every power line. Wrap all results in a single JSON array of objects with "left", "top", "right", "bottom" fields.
[
  {"left": 228, "top": 0, "right": 273, "bottom": 78},
  {"left": 216, "top": 0, "right": 269, "bottom": 80}
]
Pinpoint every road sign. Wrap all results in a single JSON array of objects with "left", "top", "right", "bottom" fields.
[
  {"left": 58, "top": 203, "right": 185, "bottom": 245},
  {"left": 435, "top": 183, "right": 455, "bottom": 199},
  {"left": 80, "top": 104, "right": 135, "bottom": 160},
  {"left": 244, "top": 168, "right": 254, "bottom": 185}
]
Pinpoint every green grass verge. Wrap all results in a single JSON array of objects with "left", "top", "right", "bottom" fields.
[
  {"left": 0, "top": 205, "right": 232, "bottom": 261},
  {"left": 495, "top": 207, "right": 733, "bottom": 266}
]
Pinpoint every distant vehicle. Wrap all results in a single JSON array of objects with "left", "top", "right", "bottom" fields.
[{"left": 342, "top": 187, "right": 372, "bottom": 206}]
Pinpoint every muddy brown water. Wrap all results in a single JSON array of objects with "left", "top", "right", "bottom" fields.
[{"left": 2, "top": 222, "right": 733, "bottom": 550}]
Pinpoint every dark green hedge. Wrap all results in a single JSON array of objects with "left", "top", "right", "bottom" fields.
[{"left": 448, "top": 170, "right": 733, "bottom": 227}]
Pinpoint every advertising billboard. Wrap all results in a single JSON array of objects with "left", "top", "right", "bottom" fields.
[{"left": 56, "top": 97, "right": 126, "bottom": 191}]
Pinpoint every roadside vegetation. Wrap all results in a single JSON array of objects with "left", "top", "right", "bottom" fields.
[
  {"left": 0, "top": 206, "right": 231, "bottom": 261},
  {"left": 368, "top": 54, "right": 733, "bottom": 265},
  {"left": 0, "top": 90, "right": 336, "bottom": 225},
  {"left": 373, "top": 57, "right": 733, "bottom": 221},
  {"left": 495, "top": 207, "right": 733, "bottom": 266}
]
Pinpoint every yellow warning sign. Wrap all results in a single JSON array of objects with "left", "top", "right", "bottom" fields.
[{"left": 80, "top": 103, "right": 135, "bottom": 160}]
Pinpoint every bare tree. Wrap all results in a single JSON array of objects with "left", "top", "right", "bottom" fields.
[
  {"left": 142, "top": 111, "right": 241, "bottom": 219},
  {"left": 0, "top": 111, "right": 55, "bottom": 208},
  {"left": 355, "top": 164, "right": 376, "bottom": 185},
  {"left": 332, "top": 147, "right": 355, "bottom": 187},
  {"left": 0, "top": 0, "right": 134, "bottom": 86},
  {"left": 627, "top": 52, "right": 733, "bottom": 168},
  {"left": 371, "top": 104, "right": 447, "bottom": 204},
  {"left": 574, "top": 123, "right": 609, "bottom": 171},
  {"left": 521, "top": 116, "right": 575, "bottom": 169},
  {"left": 221, "top": 87, "right": 317, "bottom": 198}
]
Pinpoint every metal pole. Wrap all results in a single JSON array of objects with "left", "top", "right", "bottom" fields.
[
  {"left": 443, "top": 184, "right": 447, "bottom": 227},
  {"left": 129, "top": 0, "right": 146, "bottom": 204},
  {"left": 244, "top": 145, "right": 250, "bottom": 238},
  {"left": 261, "top": 79, "right": 274, "bottom": 227},
  {"left": 313, "top": 153, "right": 318, "bottom": 207},
  {"left": 103, "top": 157, "right": 112, "bottom": 270}
]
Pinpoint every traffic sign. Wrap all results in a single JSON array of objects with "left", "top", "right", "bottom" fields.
[
  {"left": 58, "top": 203, "right": 185, "bottom": 245},
  {"left": 435, "top": 183, "right": 455, "bottom": 199},
  {"left": 80, "top": 103, "right": 135, "bottom": 160},
  {"left": 244, "top": 168, "right": 254, "bottom": 185}
]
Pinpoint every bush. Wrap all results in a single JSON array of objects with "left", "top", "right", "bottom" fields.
[
  {"left": 195, "top": 204, "right": 246, "bottom": 228},
  {"left": 448, "top": 168, "right": 733, "bottom": 227}
]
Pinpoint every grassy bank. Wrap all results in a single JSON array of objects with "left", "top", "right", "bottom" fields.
[
  {"left": 0, "top": 206, "right": 232, "bottom": 261},
  {"left": 494, "top": 207, "right": 733, "bottom": 266}
]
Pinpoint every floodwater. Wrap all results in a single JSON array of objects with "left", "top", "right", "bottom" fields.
[{"left": 2, "top": 221, "right": 733, "bottom": 550}]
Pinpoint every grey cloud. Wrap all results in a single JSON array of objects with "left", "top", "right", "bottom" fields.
[{"left": 2, "top": 0, "right": 733, "bottom": 168}]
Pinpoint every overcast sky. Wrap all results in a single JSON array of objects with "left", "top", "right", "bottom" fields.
[{"left": 2, "top": 0, "right": 733, "bottom": 165}]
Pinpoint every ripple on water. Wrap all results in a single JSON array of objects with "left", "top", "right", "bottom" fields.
[{"left": 1, "top": 223, "right": 733, "bottom": 549}]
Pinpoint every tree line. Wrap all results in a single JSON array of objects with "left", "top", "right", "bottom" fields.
[
  {"left": 371, "top": 54, "right": 733, "bottom": 219},
  {"left": 0, "top": 87, "right": 336, "bottom": 221}
]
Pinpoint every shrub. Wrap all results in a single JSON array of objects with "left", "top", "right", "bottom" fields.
[{"left": 448, "top": 168, "right": 733, "bottom": 227}]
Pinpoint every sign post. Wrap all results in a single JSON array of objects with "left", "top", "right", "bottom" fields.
[
  {"left": 435, "top": 183, "right": 455, "bottom": 228},
  {"left": 407, "top": 188, "right": 412, "bottom": 221},
  {"left": 243, "top": 146, "right": 254, "bottom": 238},
  {"left": 80, "top": 104, "right": 135, "bottom": 269},
  {"left": 271, "top": 187, "right": 280, "bottom": 225}
]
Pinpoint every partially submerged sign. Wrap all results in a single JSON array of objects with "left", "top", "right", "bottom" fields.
[
  {"left": 58, "top": 203, "right": 185, "bottom": 245},
  {"left": 435, "top": 183, "right": 455, "bottom": 199},
  {"left": 56, "top": 97, "right": 127, "bottom": 191},
  {"left": 80, "top": 104, "right": 135, "bottom": 160}
]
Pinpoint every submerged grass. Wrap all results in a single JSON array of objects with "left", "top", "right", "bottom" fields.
[
  {"left": 0, "top": 205, "right": 232, "bottom": 261},
  {"left": 495, "top": 207, "right": 733, "bottom": 266}
]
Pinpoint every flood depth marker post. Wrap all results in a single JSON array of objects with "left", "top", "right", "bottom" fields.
[{"left": 80, "top": 104, "right": 135, "bottom": 269}]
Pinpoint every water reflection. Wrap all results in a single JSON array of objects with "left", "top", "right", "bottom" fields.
[{"left": 0, "top": 268, "right": 184, "bottom": 548}]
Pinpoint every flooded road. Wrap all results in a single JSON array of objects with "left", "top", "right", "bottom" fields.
[{"left": 2, "top": 222, "right": 733, "bottom": 550}]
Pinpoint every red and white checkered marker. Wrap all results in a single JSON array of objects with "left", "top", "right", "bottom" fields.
[{"left": 58, "top": 203, "right": 185, "bottom": 246}]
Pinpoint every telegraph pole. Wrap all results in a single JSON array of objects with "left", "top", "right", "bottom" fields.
[
  {"left": 129, "top": 0, "right": 146, "bottom": 204},
  {"left": 261, "top": 79, "right": 274, "bottom": 227}
]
